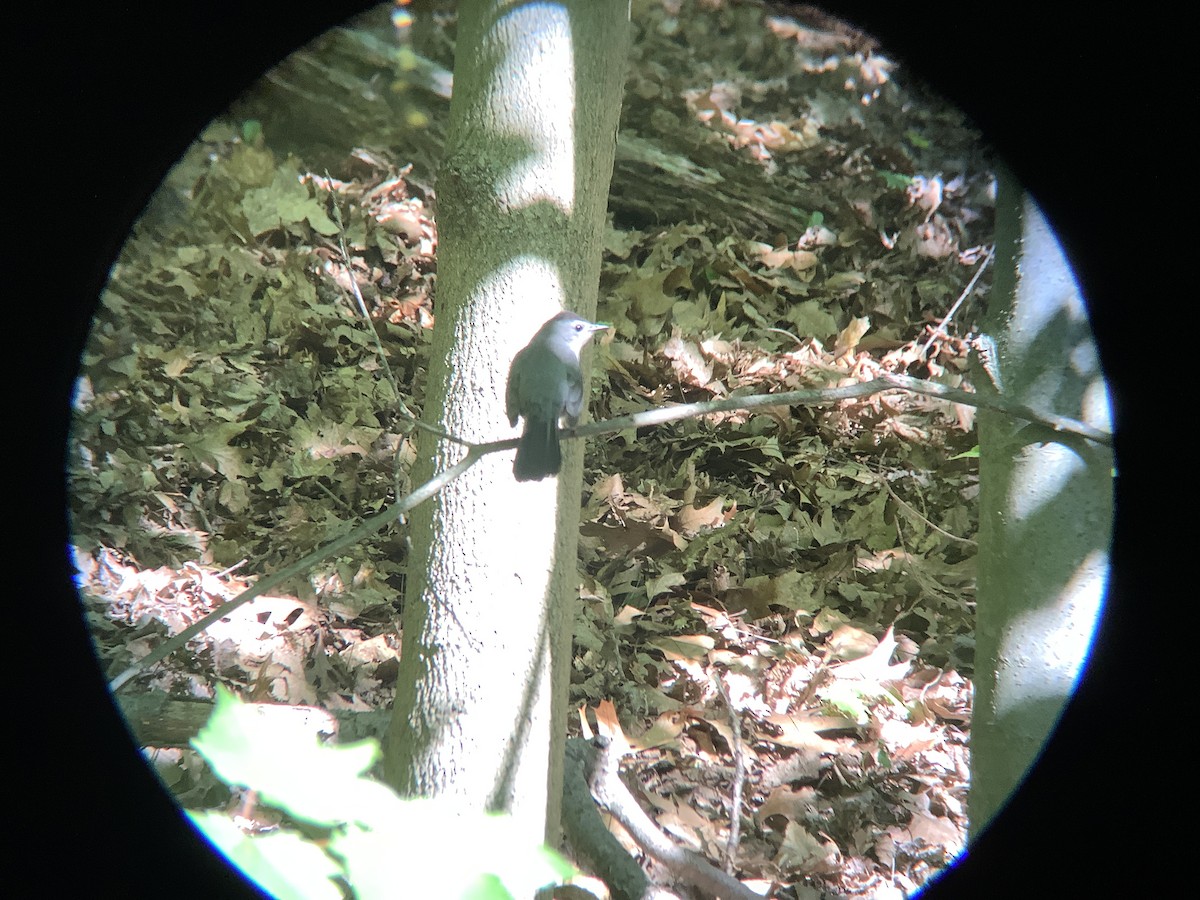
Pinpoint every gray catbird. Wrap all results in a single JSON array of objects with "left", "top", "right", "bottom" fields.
[{"left": 505, "top": 311, "right": 608, "bottom": 481}]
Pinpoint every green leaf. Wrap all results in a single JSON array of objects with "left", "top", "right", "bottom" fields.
[
  {"left": 878, "top": 170, "right": 914, "bottom": 190},
  {"left": 192, "top": 687, "right": 390, "bottom": 827},
  {"left": 189, "top": 810, "right": 342, "bottom": 900},
  {"left": 190, "top": 690, "right": 574, "bottom": 899},
  {"left": 185, "top": 421, "right": 253, "bottom": 482},
  {"left": 820, "top": 682, "right": 869, "bottom": 724},
  {"left": 905, "top": 129, "right": 931, "bottom": 149},
  {"left": 330, "top": 805, "right": 570, "bottom": 900},
  {"left": 241, "top": 120, "right": 264, "bottom": 145},
  {"left": 242, "top": 167, "right": 339, "bottom": 237},
  {"left": 824, "top": 271, "right": 866, "bottom": 292},
  {"left": 782, "top": 300, "right": 839, "bottom": 342},
  {"left": 645, "top": 570, "right": 686, "bottom": 602}
]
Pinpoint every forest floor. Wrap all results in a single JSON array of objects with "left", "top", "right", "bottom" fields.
[{"left": 71, "top": 2, "right": 994, "bottom": 897}]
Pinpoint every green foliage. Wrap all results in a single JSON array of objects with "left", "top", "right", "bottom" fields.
[
  {"left": 878, "top": 170, "right": 915, "bottom": 191},
  {"left": 188, "top": 810, "right": 343, "bottom": 900},
  {"left": 241, "top": 119, "right": 264, "bottom": 145},
  {"left": 904, "top": 130, "right": 931, "bottom": 149},
  {"left": 189, "top": 688, "right": 573, "bottom": 900},
  {"left": 817, "top": 679, "right": 905, "bottom": 726},
  {"left": 67, "top": 124, "right": 426, "bottom": 581}
]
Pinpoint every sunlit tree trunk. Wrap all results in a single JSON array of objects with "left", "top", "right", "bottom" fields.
[
  {"left": 969, "top": 164, "right": 1115, "bottom": 837},
  {"left": 383, "top": 0, "right": 630, "bottom": 847}
]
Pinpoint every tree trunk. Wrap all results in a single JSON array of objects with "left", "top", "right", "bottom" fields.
[
  {"left": 969, "top": 163, "right": 1115, "bottom": 837},
  {"left": 382, "top": 0, "right": 631, "bottom": 848}
]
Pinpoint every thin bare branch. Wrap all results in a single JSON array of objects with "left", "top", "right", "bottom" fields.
[
  {"left": 569, "top": 373, "right": 1112, "bottom": 447},
  {"left": 713, "top": 670, "right": 747, "bottom": 874},
  {"left": 108, "top": 447, "right": 484, "bottom": 693},
  {"left": 109, "top": 369, "right": 1108, "bottom": 692}
]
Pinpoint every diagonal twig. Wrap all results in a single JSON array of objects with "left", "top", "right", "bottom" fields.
[
  {"left": 921, "top": 244, "right": 995, "bottom": 356},
  {"left": 570, "top": 372, "right": 1112, "bottom": 447},
  {"left": 712, "top": 669, "right": 747, "bottom": 875},
  {"left": 108, "top": 446, "right": 486, "bottom": 692}
]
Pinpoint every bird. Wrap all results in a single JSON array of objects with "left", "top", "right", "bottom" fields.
[{"left": 505, "top": 311, "right": 608, "bottom": 481}]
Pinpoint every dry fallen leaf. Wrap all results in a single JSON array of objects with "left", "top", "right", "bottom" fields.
[
  {"left": 777, "top": 822, "right": 841, "bottom": 874},
  {"left": 675, "top": 496, "right": 728, "bottom": 536}
]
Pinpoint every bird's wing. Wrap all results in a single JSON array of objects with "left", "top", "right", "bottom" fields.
[
  {"left": 562, "top": 364, "right": 585, "bottom": 424},
  {"left": 505, "top": 347, "right": 524, "bottom": 426}
]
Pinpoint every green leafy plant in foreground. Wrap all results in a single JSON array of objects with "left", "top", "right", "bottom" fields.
[{"left": 189, "top": 688, "right": 573, "bottom": 900}]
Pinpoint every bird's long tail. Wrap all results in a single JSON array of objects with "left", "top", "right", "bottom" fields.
[{"left": 514, "top": 417, "right": 561, "bottom": 481}]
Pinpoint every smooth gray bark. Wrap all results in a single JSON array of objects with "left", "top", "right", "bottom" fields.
[
  {"left": 383, "top": 0, "right": 630, "bottom": 847},
  {"left": 969, "top": 165, "right": 1115, "bottom": 837}
]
